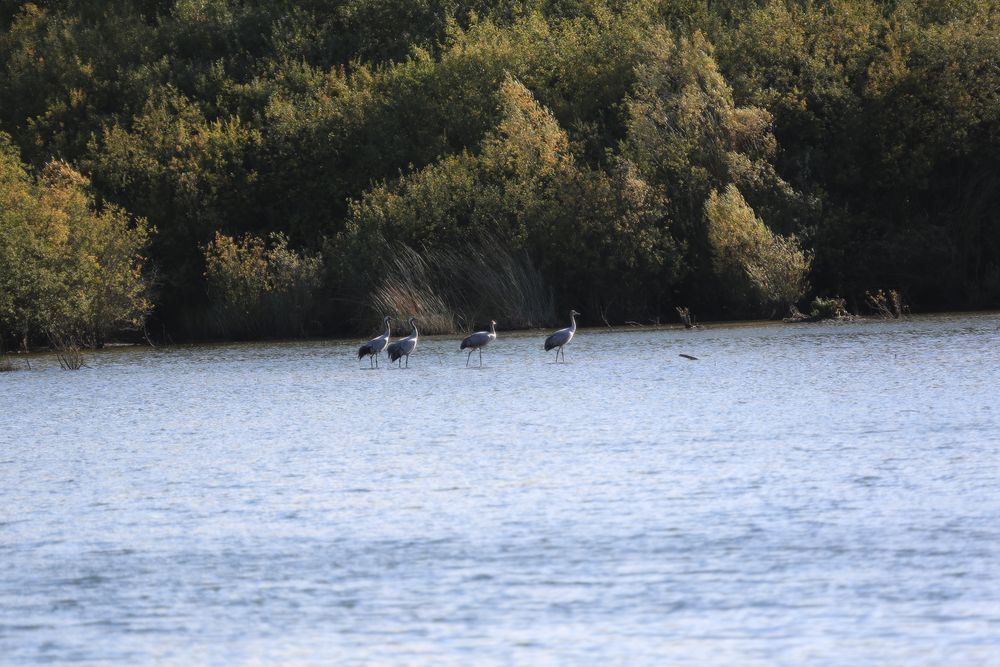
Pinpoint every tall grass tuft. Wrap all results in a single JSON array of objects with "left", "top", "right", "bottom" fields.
[
  {"left": 368, "top": 237, "right": 556, "bottom": 334},
  {"left": 370, "top": 247, "right": 456, "bottom": 335}
]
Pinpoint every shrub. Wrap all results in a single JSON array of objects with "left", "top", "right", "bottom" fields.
[
  {"left": 0, "top": 135, "right": 152, "bottom": 349},
  {"left": 203, "top": 231, "right": 322, "bottom": 339},
  {"left": 346, "top": 76, "right": 681, "bottom": 322},
  {"left": 810, "top": 296, "right": 848, "bottom": 319},
  {"left": 705, "top": 184, "right": 811, "bottom": 312}
]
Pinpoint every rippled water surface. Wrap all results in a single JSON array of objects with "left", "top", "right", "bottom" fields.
[{"left": 3, "top": 314, "right": 1000, "bottom": 665}]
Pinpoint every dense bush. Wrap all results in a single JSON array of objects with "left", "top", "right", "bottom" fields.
[
  {"left": 346, "top": 76, "right": 681, "bottom": 321},
  {"left": 202, "top": 231, "right": 323, "bottom": 340},
  {"left": 1, "top": 0, "right": 998, "bottom": 341},
  {"left": 704, "top": 185, "right": 811, "bottom": 311},
  {"left": 0, "top": 135, "right": 151, "bottom": 349}
]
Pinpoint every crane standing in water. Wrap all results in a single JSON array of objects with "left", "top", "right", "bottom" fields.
[
  {"left": 357, "top": 315, "right": 393, "bottom": 368},
  {"left": 460, "top": 320, "right": 497, "bottom": 367},
  {"left": 387, "top": 316, "right": 418, "bottom": 368},
  {"left": 544, "top": 310, "right": 580, "bottom": 362}
]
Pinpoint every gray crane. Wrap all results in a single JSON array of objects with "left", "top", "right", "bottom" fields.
[
  {"left": 544, "top": 309, "right": 580, "bottom": 362},
  {"left": 460, "top": 320, "right": 496, "bottom": 367},
  {"left": 357, "top": 315, "right": 393, "bottom": 367},
  {"left": 387, "top": 316, "right": 418, "bottom": 368}
]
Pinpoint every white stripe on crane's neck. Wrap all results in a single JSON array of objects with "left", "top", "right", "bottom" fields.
[{"left": 569, "top": 312, "right": 577, "bottom": 332}]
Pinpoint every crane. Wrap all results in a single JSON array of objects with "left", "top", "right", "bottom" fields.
[
  {"left": 357, "top": 315, "right": 393, "bottom": 368},
  {"left": 387, "top": 316, "right": 418, "bottom": 368},
  {"left": 460, "top": 320, "right": 496, "bottom": 367},
  {"left": 544, "top": 310, "right": 580, "bottom": 362}
]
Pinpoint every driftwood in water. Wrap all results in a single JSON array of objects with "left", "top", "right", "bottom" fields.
[
  {"left": 783, "top": 305, "right": 822, "bottom": 323},
  {"left": 784, "top": 297, "right": 852, "bottom": 323},
  {"left": 679, "top": 353, "right": 699, "bottom": 360},
  {"left": 865, "top": 289, "right": 906, "bottom": 319}
]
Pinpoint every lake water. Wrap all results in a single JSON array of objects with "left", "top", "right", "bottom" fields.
[{"left": 2, "top": 314, "right": 999, "bottom": 665}]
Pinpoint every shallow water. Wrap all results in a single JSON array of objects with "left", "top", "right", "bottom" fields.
[{"left": 2, "top": 314, "right": 999, "bottom": 665}]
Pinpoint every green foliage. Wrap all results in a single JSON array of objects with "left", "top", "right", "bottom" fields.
[
  {"left": 719, "top": 0, "right": 1000, "bottom": 308},
  {"left": 0, "top": 134, "right": 152, "bottom": 348},
  {"left": 718, "top": 0, "right": 880, "bottom": 190},
  {"left": 2, "top": 0, "right": 999, "bottom": 339},
  {"left": 347, "top": 76, "right": 682, "bottom": 319},
  {"left": 705, "top": 184, "right": 811, "bottom": 310},
  {"left": 624, "top": 27, "right": 808, "bottom": 315},
  {"left": 810, "top": 296, "right": 848, "bottom": 319},
  {"left": 626, "top": 28, "right": 791, "bottom": 216},
  {"left": 203, "top": 231, "right": 323, "bottom": 339}
]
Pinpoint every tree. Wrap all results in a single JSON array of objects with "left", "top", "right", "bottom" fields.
[
  {"left": 0, "top": 134, "right": 152, "bottom": 348},
  {"left": 705, "top": 184, "right": 810, "bottom": 311}
]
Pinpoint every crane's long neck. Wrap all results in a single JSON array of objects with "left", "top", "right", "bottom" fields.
[
  {"left": 383, "top": 319, "right": 391, "bottom": 338},
  {"left": 569, "top": 312, "right": 577, "bottom": 332},
  {"left": 411, "top": 321, "right": 418, "bottom": 338},
  {"left": 490, "top": 321, "right": 496, "bottom": 335}
]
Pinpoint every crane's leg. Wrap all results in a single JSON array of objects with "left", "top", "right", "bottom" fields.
[
  {"left": 466, "top": 350, "right": 472, "bottom": 367},
  {"left": 479, "top": 348, "right": 483, "bottom": 367},
  {"left": 405, "top": 355, "right": 409, "bottom": 368}
]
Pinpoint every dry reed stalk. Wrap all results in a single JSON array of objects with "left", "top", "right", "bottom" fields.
[{"left": 368, "top": 238, "right": 556, "bottom": 334}]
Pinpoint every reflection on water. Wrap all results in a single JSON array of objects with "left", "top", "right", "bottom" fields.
[{"left": 2, "top": 314, "right": 999, "bottom": 665}]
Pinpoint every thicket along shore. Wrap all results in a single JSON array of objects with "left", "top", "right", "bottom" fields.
[{"left": 3, "top": 1, "right": 1000, "bottom": 355}]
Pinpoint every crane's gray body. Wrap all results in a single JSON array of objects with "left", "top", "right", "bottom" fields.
[
  {"left": 358, "top": 316, "right": 392, "bottom": 367},
  {"left": 544, "top": 310, "right": 579, "bottom": 361},
  {"left": 387, "top": 317, "right": 418, "bottom": 367},
  {"left": 460, "top": 320, "right": 497, "bottom": 367}
]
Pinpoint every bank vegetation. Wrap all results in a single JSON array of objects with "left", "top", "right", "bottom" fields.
[{"left": 1, "top": 0, "right": 998, "bottom": 346}]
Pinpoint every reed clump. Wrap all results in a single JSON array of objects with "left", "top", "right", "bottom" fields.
[{"left": 368, "top": 238, "right": 556, "bottom": 334}]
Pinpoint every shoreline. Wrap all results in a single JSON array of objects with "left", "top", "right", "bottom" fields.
[{"left": 4, "top": 310, "right": 998, "bottom": 359}]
